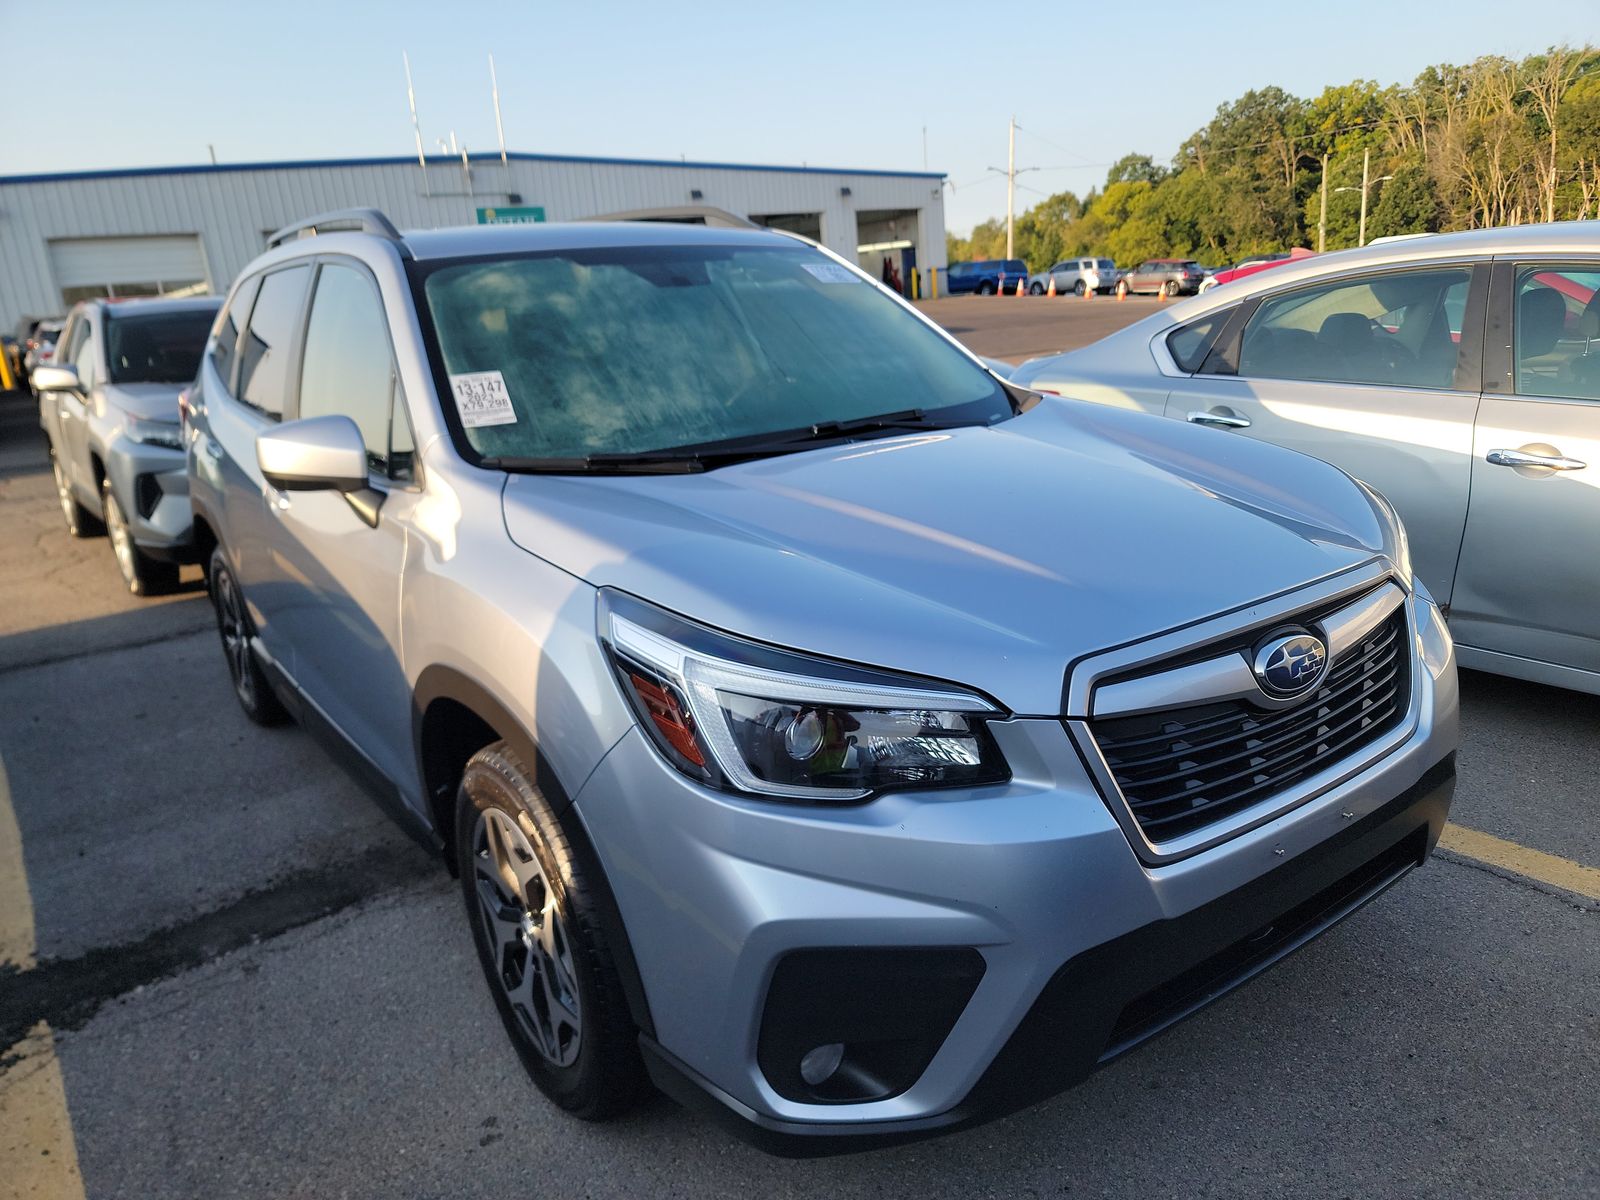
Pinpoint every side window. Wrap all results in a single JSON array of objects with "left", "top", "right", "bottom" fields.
[
  {"left": 1172, "top": 307, "right": 1237, "bottom": 374},
  {"left": 236, "top": 265, "right": 312, "bottom": 419},
  {"left": 53, "top": 318, "right": 83, "bottom": 378},
  {"left": 72, "top": 321, "right": 98, "bottom": 387},
  {"left": 212, "top": 273, "right": 262, "bottom": 394},
  {"left": 1238, "top": 267, "right": 1471, "bottom": 391},
  {"left": 1513, "top": 265, "right": 1600, "bottom": 402},
  {"left": 297, "top": 262, "right": 412, "bottom": 480}
]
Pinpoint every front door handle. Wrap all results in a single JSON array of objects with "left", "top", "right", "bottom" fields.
[
  {"left": 1187, "top": 410, "right": 1252, "bottom": 429},
  {"left": 1486, "top": 448, "right": 1587, "bottom": 471}
]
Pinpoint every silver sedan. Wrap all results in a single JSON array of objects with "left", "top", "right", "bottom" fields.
[{"left": 1011, "top": 222, "right": 1600, "bottom": 695}]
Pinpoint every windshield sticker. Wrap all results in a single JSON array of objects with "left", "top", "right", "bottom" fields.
[
  {"left": 802, "top": 262, "right": 861, "bottom": 284},
  {"left": 449, "top": 370, "right": 518, "bottom": 428}
]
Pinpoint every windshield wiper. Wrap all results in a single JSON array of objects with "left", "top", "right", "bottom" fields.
[
  {"left": 481, "top": 409, "right": 966, "bottom": 476},
  {"left": 479, "top": 452, "right": 708, "bottom": 475},
  {"left": 802, "top": 407, "right": 933, "bottom": 438}
]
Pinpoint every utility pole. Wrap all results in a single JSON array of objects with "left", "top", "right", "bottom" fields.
[
  {"left": 1358, "top": 148, "right": 1370, "bottom": 248},
  {"left": 1006, "top": 116, "right": 1016, "bottom": 260},
  {"left": 1317, "top": 152, "right": 1328, "bottom": 253},
  {"left": 1334, "top": 147, "right": 1392, "bottom": 248}
]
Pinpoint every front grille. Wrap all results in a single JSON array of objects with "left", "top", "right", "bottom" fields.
[{"left": 1090, "top": 608, "right": 1410, "bottom": 843}]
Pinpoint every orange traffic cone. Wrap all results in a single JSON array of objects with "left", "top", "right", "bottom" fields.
[
  {"left": 1117, "top": 279, "right": 1127, "bottom": 301},
  {"left": 1081, "top": 278, "right": 1092, "bottom": 301},
  {"left": 1158, "top": 282, "right": 1169, "bottom": 303},
  {"left": 1046, "top": 275, "right": 1056, "bottom": 298},
  {"left": 996, "top": 274, "right": 1006, "bottom": 297},
  {"left": 1016, "top": 273, "right": 1025, "bottom": 297}
]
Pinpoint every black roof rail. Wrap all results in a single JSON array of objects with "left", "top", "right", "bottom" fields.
[{"left": 266, "top": 208, "right": 409, "bottom": 255}]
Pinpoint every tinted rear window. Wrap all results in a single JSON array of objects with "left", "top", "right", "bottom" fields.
[{"left": 1168, "top": 309, "right": 1233, "bottom": 373}]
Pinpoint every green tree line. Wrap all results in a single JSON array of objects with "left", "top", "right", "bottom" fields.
[{"left": 949, "top": 45, "right": 1600, "bottom": 270}]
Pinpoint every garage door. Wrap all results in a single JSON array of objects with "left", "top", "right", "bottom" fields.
[{"left": 49, "top": 235, "right": 209, "bottom": 306}]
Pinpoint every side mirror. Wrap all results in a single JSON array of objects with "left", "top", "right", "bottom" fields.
[
  {"left": 31, "top": 364, "right": 79, "bottom": 392},
  {"left": 257, "top": 415, "right": 369, "bottom": 493}
]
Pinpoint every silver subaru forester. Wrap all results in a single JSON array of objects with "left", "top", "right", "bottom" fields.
[{"left": 187, "top": 209, "right": 1458, "bottom": 1154}]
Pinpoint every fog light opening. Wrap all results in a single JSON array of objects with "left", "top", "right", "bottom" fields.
[{"left": 798, "top": 1042, "right": 845, "bottom": 1087}]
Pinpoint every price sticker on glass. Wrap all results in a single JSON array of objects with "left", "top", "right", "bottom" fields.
[{"left": 448, "top": 370, "right": 518, "bottom": 428}]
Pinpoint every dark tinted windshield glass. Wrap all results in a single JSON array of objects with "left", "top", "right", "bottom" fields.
[
  {"left": 417, "top": 242, "right": 1007, "bottom": 461},
  {"left": 105, "top": 308, "right": 217, "bottom": 384}
]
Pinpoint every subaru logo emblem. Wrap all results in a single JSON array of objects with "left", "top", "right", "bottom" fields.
[{"left": 1252, "top": 631, "right": 1328, "bottom": 698}]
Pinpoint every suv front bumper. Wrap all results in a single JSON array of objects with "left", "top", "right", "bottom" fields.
[
  {"left": 105, "top": 436, "right": 195, "bottom": 561},
  {"left": 571, "top": 590, "right": 1458, "bottom": 1154}
]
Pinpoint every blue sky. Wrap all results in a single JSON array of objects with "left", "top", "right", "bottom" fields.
[{"left": 5, "top": 0, "right": 1593, "bottom": 234}]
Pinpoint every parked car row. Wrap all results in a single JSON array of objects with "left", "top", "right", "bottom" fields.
[
  {"left": 8, "top": 315, "right": 66, "bottom": 389},
  {"left": 37, "top": 209, "right": 1465, "bottom": 1156},
  {"left": 944, "top": 256, "right": 1219, "bottom": 298},
  {"left": 34, "top": 296, "right": 221, "bottom": 593}
]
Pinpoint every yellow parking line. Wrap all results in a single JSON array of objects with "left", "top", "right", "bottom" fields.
[
  {"left": 1439, "top": 821, "right": 1600, "bottom": 903},
  {"left": 0, "top": 754, "right": 34, "bottom": 970},
  {"left": 0, "top": 754, "right": 87, "bottom": 1200}
]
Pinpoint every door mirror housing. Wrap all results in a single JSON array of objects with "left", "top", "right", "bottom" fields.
[
  {"left": 31, "top": 364, "right": 80, "bottom": 392},
  {"left": 257, "top": 415, "right": 369, "bottom": 493}
]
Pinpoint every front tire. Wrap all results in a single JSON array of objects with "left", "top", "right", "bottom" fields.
[
  {"left": 977, "top": 281, "right": 996, "bottom": 296},
  {"left": 1029, "top": 282, "right": 1044, "bottom": 295},
  {"left": 103, "top": 479, "right": 178, "bottom": 596},
  {"left": 456, "top": 743, "right": 648, "bottom": 1121},
  {"left": 1073, "top": 280, "right": 1087, "bottom": 297},
  {"left": 208, "top": 546, "right": 289, "bottom": 725},
  {"left": 52, "top": 454, "right": 102, "bottom": 538}
]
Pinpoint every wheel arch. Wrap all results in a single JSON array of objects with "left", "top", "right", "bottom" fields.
[
  {"left": 190, "top": 510, "right": 219, "bottom": 580},
  {"left": 413, "top": 665, "right": 558, "bottom": 866},
  {"left": 414, "top": 663, "right": 657, "bottom": 1038}
]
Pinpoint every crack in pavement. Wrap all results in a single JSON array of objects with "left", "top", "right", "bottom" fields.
[{"left": 0, "top": 842, "right": 435, "bottom": 1055}]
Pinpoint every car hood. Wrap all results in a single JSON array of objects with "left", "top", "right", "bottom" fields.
[
  {"left": 104, "top": 382, "right": 185, "bottom": 422},
  {"left": 501, "top": 401, "right": 1393, "bottom": 715}
]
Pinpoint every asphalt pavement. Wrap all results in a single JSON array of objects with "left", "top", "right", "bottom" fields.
[{"left": 1, "top": 302, "right": 1595, "bottom": 1199}]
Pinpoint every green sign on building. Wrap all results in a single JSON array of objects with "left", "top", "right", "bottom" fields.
[{"left": 476, "top": 205, "right": 546, "bottom": 225}]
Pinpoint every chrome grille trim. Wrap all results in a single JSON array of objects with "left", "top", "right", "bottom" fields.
[
  {"left": 1090, "top": 582, "right": 1406, "bottom": 720},
  {"left": 1063, "top": 561, "right": 1421, "bottom": 865}
]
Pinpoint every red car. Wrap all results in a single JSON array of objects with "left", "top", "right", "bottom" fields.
[{"left": 1201, "top": 247, "right": 1317, "bottom": 292}]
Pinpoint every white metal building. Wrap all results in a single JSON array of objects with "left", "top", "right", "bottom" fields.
[{"left": 0, "top": 152, "right": 947, "bottom": 329}]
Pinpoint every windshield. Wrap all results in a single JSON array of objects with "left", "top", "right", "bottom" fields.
[
  {"left": 106, "top": 308, "right": 216, "bottom": 384},
  {"left": 415, "top": 242, "right": 1008, "bottom": 463}
]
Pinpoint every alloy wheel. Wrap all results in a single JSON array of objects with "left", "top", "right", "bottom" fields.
[
  {"left": 213, "top": 567, "right": 256, "bottom": 707},
  {"left": 104, "top": 489, "right": 137, "bottom": 587},
  {"left": 53, "top": 459, "right": 76, "bottom": 529},
  {"left": 473, "top": 808, "right": 582, "bottom": 1067}
]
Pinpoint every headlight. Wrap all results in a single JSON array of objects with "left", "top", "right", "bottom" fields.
[
  {"left": 124, "top": 416, "right": 183, "bottom": 450},
  {"left": 600, "top": 592, "right": 1010, "bottom": 802},
  {"left": 1357, "top": 481, "right": 1413, "bottom": 587}
]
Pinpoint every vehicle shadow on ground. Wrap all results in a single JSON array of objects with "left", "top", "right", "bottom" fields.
[{"left": 0, "top": 594, "right": 212, "bottom": 675}]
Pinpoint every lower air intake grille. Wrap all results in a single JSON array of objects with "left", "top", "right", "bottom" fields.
[{"left": 1090, "top": 608, "right": 1410, "bottom": 843}]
